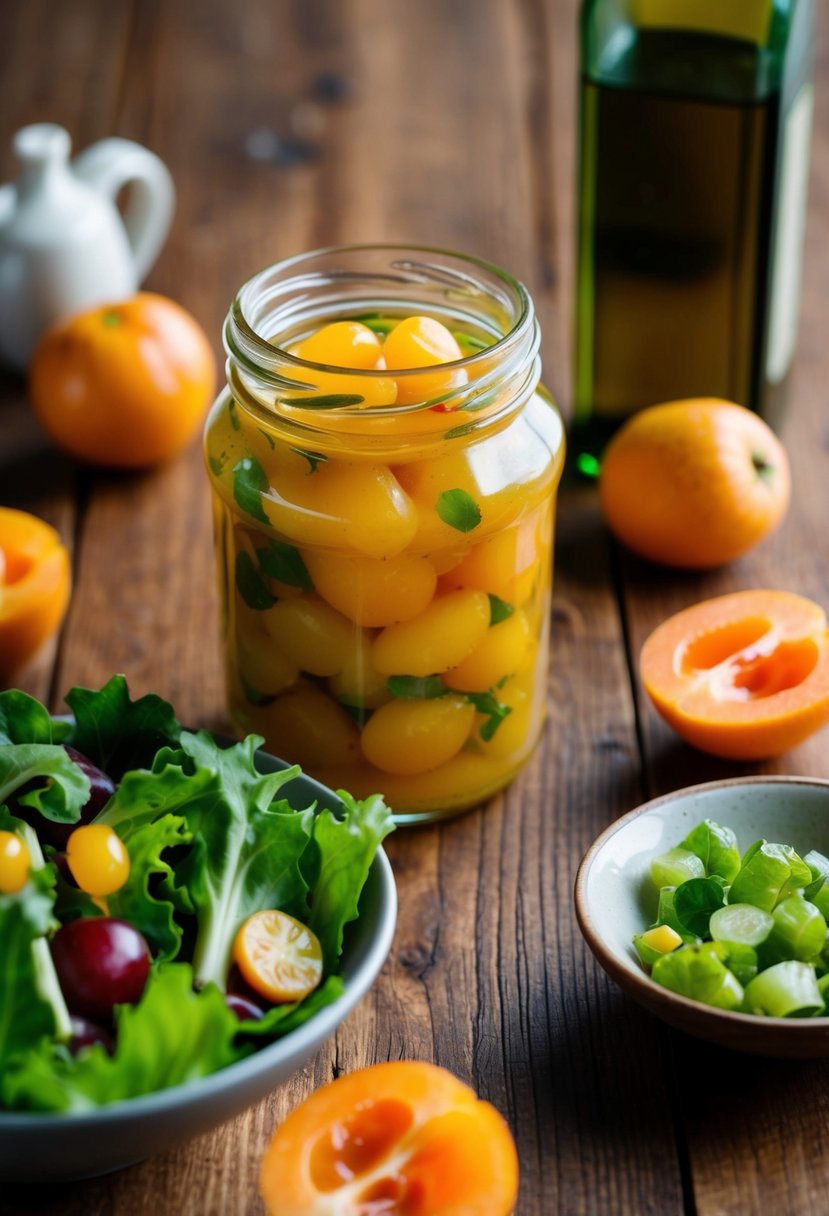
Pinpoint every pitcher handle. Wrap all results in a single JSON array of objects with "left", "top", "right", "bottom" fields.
[{"left": 72, "top": 138, "right": 175, "bottom": 284}]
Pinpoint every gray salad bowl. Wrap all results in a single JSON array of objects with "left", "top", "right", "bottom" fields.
[
  {"left": 0, "top": 753, "right": 397, "bottom": 1182},
  {"left": 575, "top": 776, "right": 829, "bottom": 1059}
]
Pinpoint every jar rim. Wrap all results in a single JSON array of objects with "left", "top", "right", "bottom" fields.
[{"left": 225, "top": 243, "right": 535, "bottom": 406}]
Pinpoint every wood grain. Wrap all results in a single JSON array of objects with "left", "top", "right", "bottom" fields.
[{"left": 1, "top": 1, "right": 829, "bottom": 1214}]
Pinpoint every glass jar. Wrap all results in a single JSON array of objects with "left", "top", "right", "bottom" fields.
[{"left": 204, "top": 246, "right": 565, "bottom": 823}]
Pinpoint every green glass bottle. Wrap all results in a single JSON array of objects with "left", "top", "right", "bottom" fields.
[{"left": 573, "top": 0, "right": 817, "bottom": 474}]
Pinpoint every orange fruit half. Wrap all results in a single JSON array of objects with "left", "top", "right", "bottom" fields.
[
  {"left": 0, "top": 507, "right": 71, "bottom": 682},
  {"left": 260, "top": 1061, "right": 519, "bottom": 1216},
  {"left": 640, "top": 590, "right": 829, "bottom": 760}
]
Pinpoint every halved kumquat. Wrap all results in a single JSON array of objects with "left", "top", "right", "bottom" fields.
[
  {"left": 233, "top": 910, "right": 323, "bottom": 1005},
  {"left": 640, "top": 590, "right": 829, "bottom": 760},
  {"left": 259, "top": 1061, "right": 519, "bottom": 1216}
]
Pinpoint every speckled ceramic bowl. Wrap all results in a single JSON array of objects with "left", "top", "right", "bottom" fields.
[
  {"left": 0, "top": 755, "right": 397, "bottom": 1182},
  {"left": 575, "top": 777, "right": 829, "bottom": 1058}
]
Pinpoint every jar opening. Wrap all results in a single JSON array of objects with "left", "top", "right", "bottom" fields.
[{"left": 224, "top": 245, "right": 540, "bottom": 427}]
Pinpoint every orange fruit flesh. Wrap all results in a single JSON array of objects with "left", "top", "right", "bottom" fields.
[
  {"left": 233, "top": 910, "right": 323, "bottom": 1004},
  {"left": 260, "top": 1061, "right": 519, "bottom": 1216},
  {"left": 640, "top": 590, "right": 829, "bottom": 759},
  {"left": 0, "top": 508, "right": 71, "bottom": 682}
]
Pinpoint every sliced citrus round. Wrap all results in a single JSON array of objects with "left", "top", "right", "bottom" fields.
[
  {"left": 640, "top": 589, "right": 829, "bottom": 759},
  {"left": 232, "top": 910, "right": 323, "bottom": 1004},
  {"left": 259, "top": 1060, "right": 519, "bottom": 1216}
]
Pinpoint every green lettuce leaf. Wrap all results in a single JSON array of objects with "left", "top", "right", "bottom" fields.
[
  {"left": 1, "top": 964, "right": 248, "bottom": 1112},
  {"left": 63, "top": 675, "right": 181, "bottom": 779},
  {"left": 173, "top": 732, "right": 315, "bottom": 988},
  {"left": 295, "top": 791, "right": 394, "bottom": 974},
  {"left": 104, "top": 814, "right": 193, "bottom": 960},
  {"left": 238, "top": 975, "right": 346, "bottom": 1038},
  {"left": 0, "top": 744, "right": 90, "bottom": 825},
  {"left": 0, "top": 690, "right": 55, "bottom": 745},
  {"left": 0, "top": 857, "right": 64, "bottom": 1070}
]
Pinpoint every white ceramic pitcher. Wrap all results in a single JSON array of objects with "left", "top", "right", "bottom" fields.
[{"left": 0, "top": 123, "right": 175, "bottom": 370}]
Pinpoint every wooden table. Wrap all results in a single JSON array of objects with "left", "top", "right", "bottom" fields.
[{"left": 2, "top": 2, "right": 828, "bottom": 1213}]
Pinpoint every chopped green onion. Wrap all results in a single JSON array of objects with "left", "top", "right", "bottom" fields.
[
  {"left": 743, "top": 961, "right": 824, "bottom": 1018},
  {"left": 650, "top": 847, "right": 705, "bottom": 890},
  {"left": 709, "top": 903, "right": 774, "bottom": 948}
]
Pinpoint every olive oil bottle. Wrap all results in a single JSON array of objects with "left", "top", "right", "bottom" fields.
[{"left": 573, "top": 0, "right": 816, "bottom": 472}]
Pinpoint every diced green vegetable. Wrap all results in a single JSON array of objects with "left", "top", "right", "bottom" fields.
[
  {"left": 764, "top": 894, "right": 827, "bottom": 964},
  {"left": 651, "top": 942, "right": 744, "bottom": 1010},
  {"left": 650, "top": 847, "right": 705, "bottom": 890},
  {"left": 722, "top": 942, "right": 758, "bottom": 988},
  {"left": 636, "top": 818, "right": 829, "bottom": 1020},
  {"left": 803, "top": 849, "right": 829, "bottom": 902},
  {"left": 655, "top": 887, "right": 698, "bottom": 943},
  {"left": 728, "top": 840, "right": 812, "bottom": 912},
  {"left": 681, "top": 819, "right": 741, "bottom": 883},
  {"left": 709, "top": 903, "right": 774, "bottom": 948},
  {"left": 743, "top": 961, "right": 824, "bottom": 1018}
]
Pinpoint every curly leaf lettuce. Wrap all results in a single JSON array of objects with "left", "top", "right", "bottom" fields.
[
  {"left": 0, "top": 690, "right": 56, "bottom": 745},
  {"left": 1, "top": 964, "right": 247, "bottom": 1113},
  {"left": 63, "top": 675, "right": 181, "bottom": 778},
  {"left": 0, "top": 744, "right": 90, "bottom": 825},
  {"left": 170, "top": 732, "right": 317, "bottom": 989},
  {"left": 297, "top": 792, "right": 394, "bottom": 974}
]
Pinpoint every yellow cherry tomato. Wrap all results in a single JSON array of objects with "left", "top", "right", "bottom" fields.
[
  {"left": 66, "top": 824, "right": 130, "bottom": 896},
  {"left": 263, "top": 462, "right": 418, "bottom": 559},
  {"left": 383, "top": 315, "right": 468, "bottom": 406},
  {"left": 293, "top": 321, "right": 383, "bottom": 370},
  {"left": 262, "top": 596, "right": 358, "bottom": 677},
  {"left": 285, "top": 325, "right": 397, "bottom": 409},
  {"left": 244, "top": 680, "right": 361, "bottom": 768},
  {"left": 303, "top": 549, "right": 437, "bottom": 627},
  {"left": 233, "top": 909, "right": 323, "bottom": 1004},
  {"left": 0, "top": 830, "right": 31, "bottom": 894},
  {"left": 361, "top": 695, "right": 476, "bottom": 775},
  {"left": 372, "top": 590, "right": 491, "bottom": 676},
  {"left": 328, "top": 634, "right": 392, "bottom": 710},
  {"left": 443, "top": 610, "right": 531, "bottom": 693},
  {"left": 439, "top": 515, "right": 540, "bottom": 605}
]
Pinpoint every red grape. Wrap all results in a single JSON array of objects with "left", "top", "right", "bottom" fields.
[
  {"left": 64, "top": 747, "right": 116, "bottom": 816},
  {"left": 69, "top": 1015, "right": 115, "bottom": 1056},
  {"left": 225, "top": 992, "right": 265, "bottom": 1022},
  {"left": 51, "top": 917, "right": 150, "bottom": 1021},
  {"left": 38, "top": 748, "right": 116, "bottom": 850}
]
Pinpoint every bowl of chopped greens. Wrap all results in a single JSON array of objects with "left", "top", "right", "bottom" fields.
[
  {"left": 575, "top": 776, "right": 829, "bottom": 1057},
  {"left": 0, "top": 676, "right": 397, "bottom": 1181}
]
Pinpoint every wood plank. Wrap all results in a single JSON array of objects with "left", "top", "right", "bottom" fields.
[{"left": 0, "top": 0, "right": 136, "bottom": 704}]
